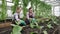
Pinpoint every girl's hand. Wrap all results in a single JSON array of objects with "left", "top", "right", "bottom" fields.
[{"left": 29, "top": 18, "right": 32, "bottom": 20}]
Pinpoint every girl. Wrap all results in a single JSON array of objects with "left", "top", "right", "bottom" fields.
[
  {"left": 25, "top": 7, "right": 35, "bottom": 25},
  {"left": 14, "top": 6, "right": 26, "bottom": 26}
]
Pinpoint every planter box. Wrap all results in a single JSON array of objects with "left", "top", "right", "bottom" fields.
[
  {"left": 0, "top": 20, "right": 6, "bottom": 24},
  {"left": 0, "top": 19, "right": 12, "bottom": 28},
  {"left": 0, "top": 22, "right": 12, "bottom": 28}
]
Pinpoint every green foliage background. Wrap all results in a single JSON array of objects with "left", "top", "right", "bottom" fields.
[
  {"left": 0, "top": 0, "right": 7, "bottom": 20},
  {"left": 12, "top": 0, "right": 51, "bottom": 18},
  {"left": 0, "top": 0, "right": 51, "bottom": 20}
]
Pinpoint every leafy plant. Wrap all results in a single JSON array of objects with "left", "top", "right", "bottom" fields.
[
  {"left": 0, "top": 0, "right": 7, "bottom": 20},
  {"left": 40, "top": 26, "right": 44, "bottom": 29},
  {"left": 11, "top": 22, "right": 23, "bottom": 34},
  {"left": 47, "top": 24, "right": 53, "bottom": 29},
  {"left": 12, "top": 0, "right": 19, "bottom": 14},
  {"left": 30, "top": 18, "right": 39, "bottom": 28},
  {"left": 30, "top": 0, "right": 51, "bottom": 18},
  {"left": 43, "top": 30, "right": 48, "bottom": 34},
  {"left": 30, "top": 32, "right": 37, "bottom": 34},
  {"left": 22, "top": 0, "right": 29, "bottom": 16},
  {"left": 11, "top": 25, "right": 22, "bottom": 34}
]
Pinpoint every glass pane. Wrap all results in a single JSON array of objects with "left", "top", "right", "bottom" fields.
[
  {"left": 54, "top": 6, "right": 60, "bottom": 16},
  {"left": 0, "top": 1, "right": 2, "bottom": 5},
  {"left": 6, "top": 0, "right": 12, "bottom": 2},
  {"left": 56, "top": 0, "right": 60, "bottom": 1},
  {"left": 7, "top": 10, "right": 13, "bottom": 17}
]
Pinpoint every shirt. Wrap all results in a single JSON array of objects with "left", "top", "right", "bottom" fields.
[
  {"left": 26, "top": 12, "right": 35, "bottom": 19},
  {"left": 14, "top": 11, "right": 24, "bottom": 21}
]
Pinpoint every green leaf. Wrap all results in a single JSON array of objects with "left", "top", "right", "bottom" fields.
[
  {"left": 40, "top": 26, "right": 44, "bottom": 29},
  {"left": 12, "top": 0, "right": 19, "bottom": 14},
  {"left": 47, "top": 24, "right": 53, "bottom": 28},
  {"left": 43, "top": 30, "right": 48, "bottom": 34},
  {"left": 11, "top": 25, "right": 22, "bottom": 34}
]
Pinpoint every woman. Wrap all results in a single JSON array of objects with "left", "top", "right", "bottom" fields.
[
  {"left": 25, "top": 7, "right": 35, "bottom": 25},
  {"left": 14, "top": 6, "right": 26, "bottom": 26}
]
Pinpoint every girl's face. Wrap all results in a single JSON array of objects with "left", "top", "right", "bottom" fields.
[
  {"left": 17, "top": 8, "right": 22, "bottom": 13},
  {"left": 29, "top": 8, "right": 33, "bottom": 13}
]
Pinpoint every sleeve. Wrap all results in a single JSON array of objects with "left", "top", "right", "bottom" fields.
[
  {"left": 20, "top": 11, "right": 24, "bottom": 18},
  {"left": 33, "top": 12, "right": 35, "bottom": 17},
  {"left": 27, "top": 12, "right": 29, "bottom": 19}
]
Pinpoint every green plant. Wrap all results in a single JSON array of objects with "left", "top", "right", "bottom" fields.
[
  {"left": 30, "top": 0, "right": 51, "bottom": 18},
  {"left": 11, "top": 25, "right": 22, "bottom": 34},
  {"left": 0, "top": 0, "right": 7, "bottom": 20},
  {"left": 47, "top": 24, "right": 53, "bottom": 29},
  {"left": 51, "top": 16, "right": 59, "bottom": 25},
  {"left": 22, "top": 0, "right": 29, "bottom": 16},
  {"left": 40, "top": 26, "right": 44, "bottom": 29},
  {"left": 30, "top": 18, "right": 39, "bottom": 28},
  {"left": 11, "top": 22, "right": 23, "bottom": 34},
  {"left": 43, "top": 30, "right": 48, "bottom": 34},
  {"left": 12, "top": 0, "right": 19, "bottom": 14},
  {"left": 30, "top": 32, "right": 37, "bottom": 34}
]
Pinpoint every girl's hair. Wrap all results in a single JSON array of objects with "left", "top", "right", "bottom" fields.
[
  {"left": 28, "top": 7, "right": 34, "bottom": 12},
  {"left": 29, "top": 7, "right": 32, "bottom": 10},
  {"left": 16, "top": 6, "right": 21, "bottom": 10}
]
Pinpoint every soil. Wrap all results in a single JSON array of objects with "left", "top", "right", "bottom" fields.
[
  {"left": 21, "top": 24, "right": 59, "bottom": 34},
  {"left": 0, "top": 27, "right": 12, "bottom": 34}
]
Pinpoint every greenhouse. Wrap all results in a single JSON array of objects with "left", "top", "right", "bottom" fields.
[{"left": 0, "top": 0, "right": 60, "bottom": 34}]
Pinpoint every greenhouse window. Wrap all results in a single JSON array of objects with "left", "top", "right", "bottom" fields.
[
  {"left": 6, "top": 0, "right": 12, "bottom": 2},
  {"left": 7, "top": 2, "right": 14, "bottom": 6},
  {"left": 7, "top": 10, "right": 13, "bottom": 17},
  {"left": 54, "top": 6, "right": 60, "bottom": 16},
  {"left": 56, "top": 0, "right": 60, "bottom": 1},
  {"left": 0, "top": 1, "right": 2, "bottom": 5}
]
